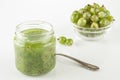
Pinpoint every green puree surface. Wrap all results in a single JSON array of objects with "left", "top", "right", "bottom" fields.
[{"left": 14, "top": 28, "right": 56, "bottom": 76}]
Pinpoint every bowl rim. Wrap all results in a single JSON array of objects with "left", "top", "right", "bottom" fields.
[{"left": 72, "top": 22, "right": 112, "bottom": 31}]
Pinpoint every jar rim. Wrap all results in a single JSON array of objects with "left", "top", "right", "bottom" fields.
[{"left": 15, "top": 20, "right": 54, "bottom": 37}]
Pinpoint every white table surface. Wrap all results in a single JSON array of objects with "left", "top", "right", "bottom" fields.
[{"left": 0, "top": 0, "right": 120, "bottom": 80}]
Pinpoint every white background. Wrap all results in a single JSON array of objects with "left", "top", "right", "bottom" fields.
[{"left": 0, "top": 0, "right": 120, "bottom": 80}]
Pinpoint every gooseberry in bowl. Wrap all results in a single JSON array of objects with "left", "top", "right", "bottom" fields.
[{"left": 71, "top": 3, "right": 114, "bottom": 40}]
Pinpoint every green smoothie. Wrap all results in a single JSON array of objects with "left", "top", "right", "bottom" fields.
[{"left": 14, "top": 28, "right": 56, "bottom": 76}]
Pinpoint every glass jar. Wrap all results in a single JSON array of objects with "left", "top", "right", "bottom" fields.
[{"left": 14, "top": 20, "right": 56, "bottom": 76}]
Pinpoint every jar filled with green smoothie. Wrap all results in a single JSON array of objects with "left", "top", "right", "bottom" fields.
[{"left": 14, "top": 20, "right": 56, "bottom": 76}]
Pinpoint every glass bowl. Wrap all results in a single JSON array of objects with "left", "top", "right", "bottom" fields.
[{"left": 72, "top": 23, "right": 112, "bottom": 40}]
